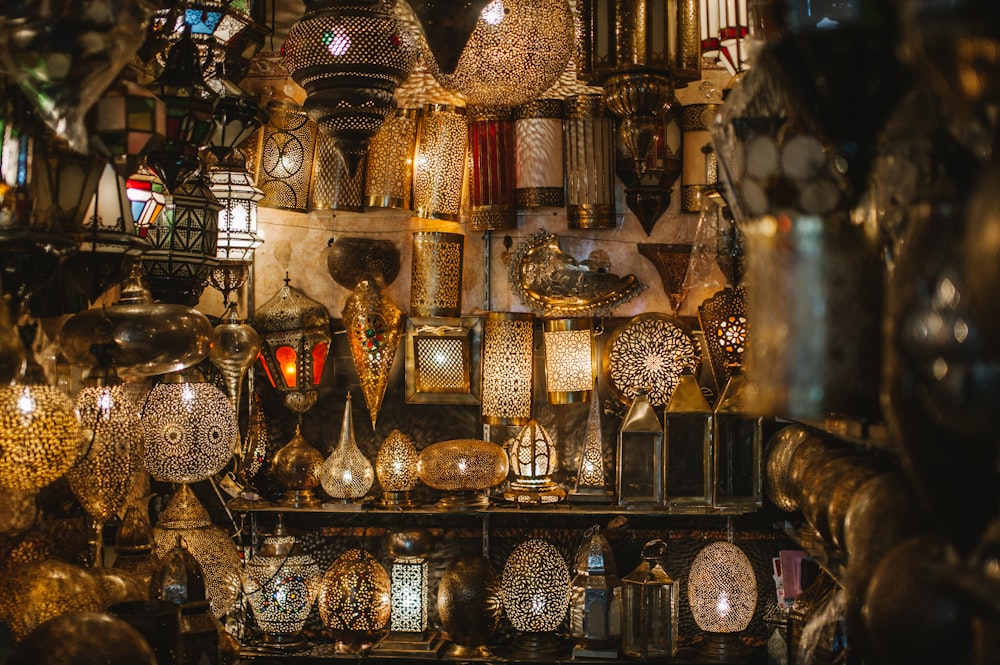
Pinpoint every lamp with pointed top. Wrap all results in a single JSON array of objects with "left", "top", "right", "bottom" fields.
[
  {"left": 504, "top": 419, "right": 566, "bottom": 505},
  {"left": 617, "top": 389, "right": 665, "bottom": 507},
  {"left": 569, "top": 379, "right": 613, "bottom": 503},
  {"left": 319, "top": 393, "right": 375, "bottom": 504},
  {"left": 375, "top": 429, "right": 420, "bottom": 508}
]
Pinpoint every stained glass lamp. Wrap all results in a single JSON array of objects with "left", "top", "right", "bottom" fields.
[
  {"left": 468, "top": 106, "right": 516, "bottom": 231},
  {"left": 126, "top": 165, "right": 168, "bottom": 231},
  {"left": 318, "top": 547, "right": 392, "bottom": 653},
  {"left": 87, "top": 73, "right": 166, "bottom": 180},
  {"left": 319, "top": 393, "right": 375, "bottom": 503},
  {"left": 244, "top": 515, "right": 321, "bottom": 648},
  {"left": 343, "top": 280, "right": 404, "bottom": 430},
  {"left": 504, "top": 419, "right": 566, "bottom": 504},
  {"left": 687, "top": 541, "right": 757, "bottom": 662},
  {"left": 375, "top": 429, "right": 420, "bottom": 508},
  {"left": 500, "top": 539, "right": 571, "bottom": 659},
  {"left": 570, "top": 526, "right": 622, "bottom": 655},
  {"left": 542, "top": 318, "right": 594, "bottom": 404}
]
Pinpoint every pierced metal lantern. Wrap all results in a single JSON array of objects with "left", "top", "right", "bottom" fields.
[
  {"left": 713, "top": 365, "right": 762, "bottom": 508},
  {"left": 617, "top": 389, "right": 664, "bottom": 507},
  {"left": 543, "top": 318, "right": 595, "bottom": 404},
  {"left": 664, "top": 365, "right": 713, "bottom": 507},
  {"left": 318, "top": 548, "right": 392, "bottom": 654},
  {"left": 282, "top": 0, "right": 418, "bottom": 177},
  {"left": 514, "top": 98, "right": 565, "bottom": 210},
  {"left": 480, "top": 311, "right": 534, "bottom": 426},
  {"left": 437, "top": 554, "right": 502, "bottom": 658},
  {"left": 141, "top": 369, "right": 238, "bottom": 485},
  {"left": 416, "top": 439, "right": 508, "bottom": 510},
  {"left": 375, "top": 429, "right": 420, "bottom": 508},
  {"left": 504, "top": 419, "right": 566, "bottom": 504},
  {"left": 687, "top": 541, "right": 757, "bottom": 662},
  {"left": 564, "top": 94, "right": 616, "bottom": 230},
  {"left": 570, "top": 526, "right": 622, "bottom": 653},
  {"left": 500, "top": 539, "right": 572, "bottom": 659},
  {"left": 571, "top": 380, "right": 612, "bottom": 500},
  {"left": 365, "top": 107, "right": 419, "bottom": 210},
  {"left": 0, "top": 382, "right": 82, "bottom": 492},
  {"left": 404, "top": 316, "right": 481, "bottom": 405},
  {"left": 244, "top": 516, "right": 322, "bottom": 647},
  {"left": 622, "top": 539, "right": 679, "bottom": 660},
  {"left": 410, "top": 231, "right": 464, "bottom": 318},
  {"left": 468, "top": 106, "right": 516, "bottom": 231},
  {"left": 385, "top": 528, "right": 433, "bottom": 634},
  {"left": 344, "top": 280, "right": 404, "bottom": 430},
  {"left": 87, "top": 74, "right": 166, "bottom": 179},
  {"left": 254, "top": 101, "right": 318, "bottom": 212},
  {"left": 319, "top": 393, "right": 375, "bottom": 502},
  {"left": 698, "top": 285, "right": 748, "bottom": 398},
  {"left": 310, "top": 132, "right": 366, "bottom": 212},
  {"left": 412, "top": 103, "right": 467, "bottom": 221}
]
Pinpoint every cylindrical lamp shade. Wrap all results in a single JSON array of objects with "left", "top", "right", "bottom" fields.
[
  {"left": 681, "top": 103, "right": 721, "bottom": 213},
  {"left": 365, "top": 108, "right": 419, "bottom": 210},
  {"left": 565, "top": 94, "right": 616, "bottom": 229},
  {"left": 481, "top": 312, "right": 534, "bottom": 426},
  {"left": 310, "top": 131, "right": 365, "bottom": 212},
  {"left": 468, "top": 106, "right": 516, "bottom": 231},
  {"left": 543, "top": 318, "right": 594, "bottom": 404},
  {"left": 501, "top": 539, "right": 571, "bottom": 633},
  {"left": 413, "top": 104, "right": 468, "bottom": 221},
  {"left": 410, "top": 231, "right": 464, "bottom": 317},
  {"left": 515, "top": 98, "right": 565, "bottom": 210},
  {"left": 254, "top": 101, "right": 318, "bottom": 212}
]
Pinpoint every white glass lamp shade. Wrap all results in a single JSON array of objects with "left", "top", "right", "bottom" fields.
[
  {"left": 245, "top": 529, "right": 322, "bottom": 643},
  {"left": 514, "top": 98, "right": 565, "bottom": 209},
  {"left": 542, "top": 318, "right": 594, "bottom": 404},
  {"left": 0, "top": 384, "right": 83, "bottom": 492},
  {"left": 687, "top": 541, "right": 757, "bottom": 634},
  {"left": 480, "top": 311, "right": 534, "bottom": 426},
  {"left": 141, "top": 371, "right": 238, "bottom": 484},
  {"left": 501, "top": 539, "right": 571, "bottom": 633},
  {"left": 504, "top": 419, "right": 566, "bottom": 504},
  {"left": 209, "top": 160, "right": 263, "bottom": 263}
]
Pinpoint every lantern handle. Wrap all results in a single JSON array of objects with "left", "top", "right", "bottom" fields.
[{"left": 641, "top": 538, "right": 668, "bottom": 562}]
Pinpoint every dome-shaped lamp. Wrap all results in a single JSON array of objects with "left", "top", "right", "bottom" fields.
[
  {"left": 319, "top": 393, "right": 375, "bottom": 503},
  {"left": 375, "top": 429, "right": 420, "bottom": 508},
  {"left": 318, "top": 547, "right": 392, "bottom": 653},
  {"left": 500, "top": 539, "right": 571, "bottom": 659},
  {"left": 687, "top": 540, "right": 758, "bottom": 662},
  {"left": 437, "top": 554, "right": 502, "bottom": 658},
  {"left": 416, "top": 439, "right": 508, "bottom": 510},
  {"left": 570, "top": 526, "right": 622, "bottom": 656},
  {"left": 504, "top": 419, "right": 566, "bottom": 504}
]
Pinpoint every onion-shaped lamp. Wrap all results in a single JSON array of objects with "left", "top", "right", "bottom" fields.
[
  {"left": 570, "top": 526, "right": 622, "bottom": 655},
  {"left": 687, "top": 541, "right": 757, "bottom": 662},
  {"left": 318, "top": 547, "right": 392, "bottom": 653},
  {"left": 375, "top": 429, "right": 420, "bottom": 508},
  {"left": 319, "top": 393, "right": 375, "bottom": 503},
  {"left": 503, "top": 419, "right": 566, "bottom": 504},
  {"left": 343, "top": 280, "right": 404, "bottom": 430},
  {"left": 0, "top": 381, "right": 82, "bottom": 493},
  {"left": 437, "top": 554, "right": 502, "bottom": 658},
  {"left": 622, "top": 539, "right": 679, "bottom": 660},
  {"left": 417, "top": 439, "right": 508, "bottom": 510},
  {"left": 500, "top": 538, "right": 571, "bottom": 659},
  {"left": 244, "top": 515, "right": 321, "bottom": 648}
]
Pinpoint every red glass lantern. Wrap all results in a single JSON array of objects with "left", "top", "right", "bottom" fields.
[{"left": 468, "top": 106, "right": 516, "bottom": 231}]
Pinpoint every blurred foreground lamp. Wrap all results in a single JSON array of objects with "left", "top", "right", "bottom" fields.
[
  {"left": 282, "top": 0, "right": 417, "bottom": 177},
  {"left": 664, "top": 365, "right": 713, "bottom": 507},
  {"left": 417, "top": 439, "right": 508, "bottom": 510},
  {"left": 126, "top": 165, "right": 168, "bottom": 230},
  {"left": 617, "top": 389, "right": 665, "bottom": 506},
  {"left": 413, "top": 104, "right": 467, "bottom": 221},
  {"left": 254, "top": 101, "right": 318, "bottom": 212},
  {"left": 375, "top": 429, "right": 420, "bottom": 508},
  {"left": 0, "top": 381, "right": 82, "bottom": 492},
  {"left": 319, "top": 548, "right": 392, "bottom": 653},
  {"left": 500, "top": 539, "right": 571, "bottom": 659},
  {"left": 570, "top": 526, "right": 622, "bottom": 656},
  {"left": 256, "top": 277, "right": 331, "bottom": 507},
  {"left": 319, "top": 393, "right": 375, "bottom": 503},
  {"left": 543, "top": 318, "right": 594, "bottom": 404},
  {"left": 622, "top": 539, "right": 679, "bottom": 660},
  {"left": 564, "top": 94, "right": 616, "bottom": 230},
  {"left": 468, "top": 106, "right": 516, "bottom": 231},
  {"left": 504, "top": 419, "right": 566, "bottom": 504},
  {"left": 481, "top": 311, "right": 534, "bottom": 426},
  {"left": 713, "top": 365, "right": 762, "bottom": 508},
  {"left": 514, "top": 98, "right": 565, "bottom": 210},
  {"left": 244, "top": 515, "right": 322, "bottom": 648},
  {"left": 410, "top": 231, "right": 464, "bottom": 318},
  {"left": 87, "top": 73, "right": 166, "bottom": 179},
  {"left": 570, "top": 381, "right": 613, "bottom": 501},
  {"left": 687, "top": 541, "right": 757, "bottom": 662},
  {"left": 616, "top": 106, "right": 683, "bottom": 236},
  {"left": 365, "top": 107, "right": 419, "bottom": 210}
]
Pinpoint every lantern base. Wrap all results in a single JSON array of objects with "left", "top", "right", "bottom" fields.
[
  {"left": 379, "top": 490, "right": 420, "bottom": 509},
  {"left": 446, "top": 643, "right": 492, "bottom": 659},
  {"left": 697, "top": 631, "right": 749, "bottom": 663},
  {"left": 435, "top": 490, "right": 490, "bottom": 511},
  {"left": 505, "top": 631, "right": 571, "bottom": 661},
  {"left": 503, "top": 483, "right": 567, "bottom": 505},
  {"left": 276, "top": 489, "right": 322, "bottom": 509},
  {"left": 259, "top": 632, "right": 310, "bottom": 651},
  {"left": 568, "top": 486, "right": 615, "bottom": 504},
  {"left": 573, "top": 643, "right": 621, "bottom": 659},
  {"left": 375, "top": 630, "right": 447, "bottom": 658}
]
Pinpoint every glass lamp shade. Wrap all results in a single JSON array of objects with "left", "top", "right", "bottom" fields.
[
  {"left": 375, "top": 429, "right": 420, "bottom": 508},
  {"left": 254, "top": 278, "right": 331, "bottom": 415},
  {"left": 712, "top": 366, "right": 763, "bottom": 508},
  {"left": 209, "top": 305, "right": 261, "bottom": 440},
  {"left": 617, "top": 389, "right": 665, "bottom": 506},
  {"left": 468, "top": 106, "right": 516, "bottom": 231},
  {"left": 319, "top": 393, "right": 375, "bottom": 502},
  {"left": 410, "top": 231, "right": 464, "bottom": 318},
  {"left": 564, "top": 94, "right": 617, "bottom": 230},
  {"left": 253, "top": 101, "right": 318, "bottom": 212},
  {"left": 480, "top": 311, "right": 534, "bottom": 426},
  {"left": 570, "top": 527, "right": 622, "bottom": 651},
  {"left": 207, "top": 78, "right": 267, "bottom": 162},
  {"left": 343, "top": 280, "right": 404, "bottom": 430},
  {"left": 66, "top": 381, "right": 143, "bottom": 523},
  {"left": 151, "top": 484, "right": 241, "bottom": 619},
  {"left": 209, "top": 153, "right": 264, "bottom": 264},
  {"left": 687, "top": 541, "right": 757, "bottom": 661},
  {"left": 140, "top": 370, "right": 238, "bottom": 484},
  {"left": 0, "top": 382, "right": 82, "bottom": 492},
  {"left": 87, "top": 75, "right": 167, "bottom": 179},
  {"left": 504, "top": 419, "right": 566, "bottom": 504},
  {"left": 412, "top": 103, "right": 468, "bottom": 222},
  {"left": 500, "top": 539, "right": 571, "bottom": 657},
  {"left": 318, "top": 547, "right": 392, "bottom": 654},
  {"left": 616, "top": 105, "right": 683, "bottom": 236},
  {"left": 33, "top": 137, "right": 105, "bottom": 229},
  {"left": 664, "top": 366, "right": 713, "bottom": 507},
  {"left": 244, "top": 519, "right": 322, "bottom": 646},
  {"left": 416, "top": 439, "right": 508, "bottom": 510},
  {"left": 126, "top": 165, "right": 167, "bottom": 230},
  {"left": 622, "top": 539, "right": 679, "bottom": 660},
  {"left": 437, "top": 554, "right": 501, "bottom": 657},
  {"left": 365, "top": 107, "right": 419, "bottom": 210},
  {"left": 423, "top": 0, "right": 574, "bottom": 108},
  {"left": 543, "top": 318, "right": 595, "bottom": 404},
  {"left": 309, "top": 133, "right": 366, "bottom": 212},
  {"left": 282, "top": 0, "right": 418, "bottom": 176},
  {"left": 514, "top": 98, "right": 565, "bottom": 209}
]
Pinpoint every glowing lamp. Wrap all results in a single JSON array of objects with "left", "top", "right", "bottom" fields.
[
  {"left": 375, "top": 429, "right": 420, "bottom": 508},
  {"left": 504, "top": 419, "right": 566, "bottom": 504},
  {"left": 125, "top": 165, "right": 167, "bottom": 231},
  {"left": 500, "top": 539, "right": 571, "bottom": 659},
  {"left": 687, "top": 541, "right": 757, "bottom": 662},
  {"left": 318, "top": 548, "right": 392, "bottom": 654},
  {"left": 542, "top": 318, "right": 595, "bottom": 404}
]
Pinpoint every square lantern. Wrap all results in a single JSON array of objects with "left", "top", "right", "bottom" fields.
[
  {"left": 713, "top": 365, "right": 763, "bottom": 508},
  {"left": 617, "top": 389, "right": 664, "bottom": 506},
  {"left": 663, "top": 366, "right": 713, "bottom": 508},
  {"left": 543, "top": 318, "right": 595, "bottom": 404},
  {"left": 404, "top": 316, "right": 481, "bottom": 405}
]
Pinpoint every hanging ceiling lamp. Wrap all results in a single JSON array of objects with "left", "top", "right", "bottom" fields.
[
  {"left": 207, "top": 78, "right": 268, "bottom": 163},
  {"left": 282, "top": 0, "right": 418, "bottom": 177},
  {"left": 87, "top": 71, "right": 166, "bottom": 180},
  {"left": 208, "top": 149, "right": 264, "bottom": 307}
]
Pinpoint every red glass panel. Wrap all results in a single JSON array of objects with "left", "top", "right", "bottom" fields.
[
  {"left": 311, "top": 342, "right": 328, "bottom": 385},
  {"left": 275, "top": 345, "right": 297, "bottom": 388}
]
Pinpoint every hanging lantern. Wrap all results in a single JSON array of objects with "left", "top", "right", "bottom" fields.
[
  {"left": 542, "top": 318, "right": 595, "bottom": 404},
  {"left": 409, "top": 231, "right": 464, "bottom": 318},
  {"left": 713, "top": 365, "right": 763, "bottom": 508},
  {"left": 664, "top": 365, "right": 713, "bottom": 507},
  {"left": 621, "top": 539, "right": 679, "bottom": 660},
  {"left": 209, "top": 303, "right": 261, "bottom": 413},
  {"left": 436, "top": 554, "right": 501, "bottom": 658},
  {"left": 343, "top": 280, "right": 404, "bottom": 430},
  {"left": 113, "top": 502, "right": 158, "bottom": 590},
  {"left": 87, "top": 73, "right": 166, "bottom": 179},
  {"left": 412, "top": 103, "right": 468, "bottom": 221},
  {"left": 375, "top": 429, "right": 420, "bottom": 508},
  {"left": 318, "top": 548, "right": 392, "bottom": 654},
  {"left": 365, "top": 107, "right": 419, "bottom": 210},
  {"left": 570, "top": 379, "right": 613, "bottom": 501},
  {"left": 500, "top": 539, "right": 572, "bottom": 659},
  {"left": 416, "top": 439, "right": 508, "bottom": 510},
  {"left": 480, "top": 311, "right": 534, "bottom": 426},
  {"left": 570, "top": 526, "right": 622, "bottom": 655},
  {"left": 207, "top": 78, "right": 267, "bottom": 162},
  {"left": 514, "top": 98, "right": 565, "bottom": 210},
  {"left": 208, "top": 150, "right": 264, "bottom": 306},
  {"left": 244, "top": 516, "right": 322, "bottom": 648},
  {"left": 0, "top": 382, "right": 83, "bottom": 492},
  {"left": 282, "top": 0, "right": 418, "bottom": 177},
  {"left": 319, "top": 393, "right": 375, "bottom": 502},
  {"left": 467, "top": 106, "right": 516, "bottom": 231},
  {"left": 126, "top": 165, "right": 168, "bottom": 231},
  {"left": 254, "top": 101, "right": 319, "bottom": 212},
  {"left": 617, "top": 389, "right": 665, "bottom": 507},
  {"left": 617, "top": 105, "right": 683, "bottom": 236},
  {"left": 687, "top": 541, "right": 757, "bottom": 661},
  {"left": 564, "top": 94, "right": 617, "bottom": 230},
  {"left": 504, "top": 419, "right": 566, "bottom": 504}
]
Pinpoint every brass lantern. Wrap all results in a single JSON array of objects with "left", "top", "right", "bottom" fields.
[
  {"left": 318, "top": 547, "right": 392, "bottom": 654},
  {"left": 622, "top": 539, "right": 679, "bottom": 660},
  {"left": 375, "top": 429, "right": 420, "bottom": 508},
  {"left": 570, "top": 526, "right": 623, "bottom": 656},
  {"left": 664, "top": 365, "right": 713, "bottom": 507},
  {"left": 504, "top": 419, "right": 566, "bottom": 505},
  {"left": 617, "top": 389, "right": 665, "bottom": 507},
  {"left": 500, "top": 539, "right": 572, "bottom": 659}
]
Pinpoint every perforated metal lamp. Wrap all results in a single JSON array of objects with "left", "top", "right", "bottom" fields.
[
  {"left": 504, "top": 419, "right": 566, "bottom": 504},
  {"left": 687, "top": 541, "right": 757, "bottom": 662},
  {"left": 500, "top": 539, "right": 571, "bottom": 659}
]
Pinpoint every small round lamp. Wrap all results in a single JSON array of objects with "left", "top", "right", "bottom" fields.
[
  {"left": 318, "top": 548, "right": 392, "bottom": 653},
  {"left": 504, "top": 419, "right": 566, "bottom": 504},
  {"left": 417, "top": 439, "right": 508, "bottom": 510},
  {"left": 375, "top": 429, "right": 420, "bottom": 508},
  {"left": 500, "top": 539, "right": 571, "bottom": 659},
  {"left": 687, "top": 541, "right": 758, "bottom": 662}
]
